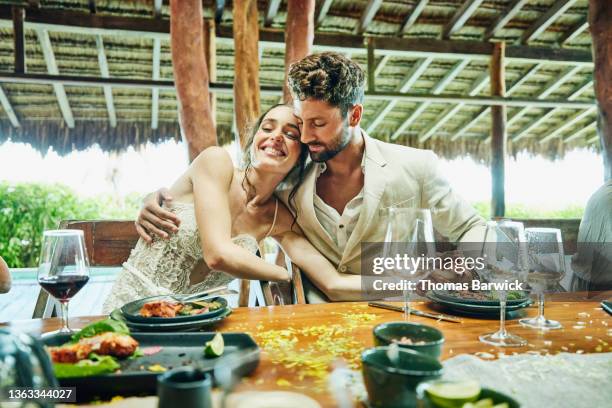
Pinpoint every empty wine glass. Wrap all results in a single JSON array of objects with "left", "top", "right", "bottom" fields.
[
  {"left": 37, "top": 230, "right": 90, "bottom": 334},
  {"left": 519, "top": 228, "right": 565, "bottom": 330},
  {"left": 478, "top": 220, "right": 528, "bottom": 347},
  {"left": 382, "top": 207, "right": 435, "bottom": 319}
]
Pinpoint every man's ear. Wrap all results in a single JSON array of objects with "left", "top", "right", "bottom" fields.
[{"left": 348, "top": 104, "right": 363, "bottom": 127}]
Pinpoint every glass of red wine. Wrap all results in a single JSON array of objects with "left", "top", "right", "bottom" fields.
[{"left": 37, "top": 230, "right": 90, "bottom": 334}]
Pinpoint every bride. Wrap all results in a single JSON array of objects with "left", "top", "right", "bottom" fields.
[{"left": 102, "top": 104, "right": 361, "bottom": 312}]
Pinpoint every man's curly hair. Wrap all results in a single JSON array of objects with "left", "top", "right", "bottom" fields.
[{"left": 288, "top": 52, "right": 365, "bottom": 116}]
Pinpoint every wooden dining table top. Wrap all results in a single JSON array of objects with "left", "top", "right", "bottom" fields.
[{"left": 4, "top": 293, "right": 612, "bottom": 407}]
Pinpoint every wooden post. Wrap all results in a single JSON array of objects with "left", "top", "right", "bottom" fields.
[
  {"left": 490, "top": 42, "right": 506, "bottom": 217},
  {"left": 283, "top": 0, "right": 315, "bottom": 103},
  {"left": 170, "top": 0, "right": 217, "bottom": 162},
  {"left": 203, "top": 19, "right": 217, "bottom": 128},
  {"left": 233, "top": 0, "right": 260, "bottom": 146},
  {"left": 367, "top": 37, "right": 375, "bottom": 93},
  {"left": 589, "top": 0, "right": 612, "bottom": 181},
  {"left": 12, "top": 6, "right": 25, "bottom": 74}
]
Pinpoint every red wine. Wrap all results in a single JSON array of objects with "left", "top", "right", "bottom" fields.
[{"left": 38, "top": 275, "right": 90, "bottom": 300}]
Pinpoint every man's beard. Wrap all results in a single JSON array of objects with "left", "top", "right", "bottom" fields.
[{"left": 308, "top": 124, "right": 352, "bottom": 162}]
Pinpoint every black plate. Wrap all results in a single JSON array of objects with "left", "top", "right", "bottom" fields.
[
  {"left": 121, "top": 295, "right": 228, "bottom": 324},
  {"left": 432, "top": 290, "right": 530, "bottom": 306},
  {"left": 112, "top": 308, "right": 232, "bottom": 332},
  {"left": 426, "top": 292, "right": 532, "bottom": 317},
  {"left": 42, "top": 332, "right": 259, "bottom": 402}
]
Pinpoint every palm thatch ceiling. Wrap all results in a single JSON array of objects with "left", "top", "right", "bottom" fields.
[{"left": 0, "top": 0, "right": 599, "bottom": 162}]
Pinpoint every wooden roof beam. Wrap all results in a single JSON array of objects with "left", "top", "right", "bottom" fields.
[
  {"left": 265, "top": 0, "right": 281, "bottom": 27},
  {"left": 357, "top": 0, "right": 383, "bottom": 35},
  {"left": 559, "top": 17, "right": 588, "bottom": 45},
  {"left": 483, "top": 0, "right": 528, "bottom": 41},
  {"left": 12, "top": 7, "right": 25, "bottom": 74},
  {"left": 392, "top": 59, "right": 470, "bottom": 141},
  {"left": 506, "top": 64, "right": 582, "bottom": 128},
  {"left": 95, "top": 35, "right": 116, "bottom": 127},
  {"left": 511, "top": 77, "right": 592, "bottom": 141},
  {"left": 0, "top": 72, "right": 596, "bottom": 109},
  {"left": 563, "top": 120, "right": 596, "bottom": 143},
  {"left": 373, "top": 54, "right": 390, "bottom": 78},
  {"left": 366, "top": 57, "right": 432, "bottom": 134},
  {"left": 418, "top": 71, "right": 488, "bottom": 142},
  {"left": 151, "top": 37, "right": 161, "bottom": 130},
  {"left": 316, "top": 0, "right": 333, "bottom": 28},
  {"left": 398, "top": 0, "right": 428, "bottom": 35},
  {"left": 450, "top": 62, "right": 543, "bottom": 141},
  {"left": 36, "top": 29, "right": 74, "bottom": 128},
  {"left": 442, "top": 0, "right": 485, "bottom": 40},
  {"left": 521, "top": 0, "right": 578, "bottom": 44},
  {"left": 0, "top": 86, "right": 19, "bottom": 127}
]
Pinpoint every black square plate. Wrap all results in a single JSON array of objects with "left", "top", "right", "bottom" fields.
[{"left": 42, "top": 332, "right": 259, "bottom": 402}]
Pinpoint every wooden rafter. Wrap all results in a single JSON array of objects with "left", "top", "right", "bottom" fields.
[
  {"left": 95, "top": 35, "right": 116, "bottom": 127},
  {"left": 450, "top": 63, "right": 543, "bottom": 141},
  {"left": 511, "top": 77, "right": 592, "bottom": 141},
  {"left": 374, "top": 54, "right": 390, "bottom": 77},
  {"left": 153, "top": 0, "right": 162, "bottom": 18},
  {"left": 0, "top": 85, "right": 19, "bottom": 127},
  {"left": 357, "top": 0, "right": 382, "bottom": 35},
  {"left": 563, "top": 120, "right": 596, "bottom": 143},
  {"left": 392, "top": 59, "right": 470, "bottom": 141},
  {"left": 366, "top": 57, "right": 432, "bottom": 134},
  {"left": 521, "top": 0, "right": 578, "bottom": 44},
  {"left": 418, "top": 71, "right": 488, "bottom": 142},
  {"left": 36, "top": 28, "right": 74, "bottom": 128},
  {"left": 442, "top": 0, "right": 485, "bottom": 40},
  {"left": 264, "top": 0, "right": 281, "bottom": 27},
  {"left": 151, "top": 37, "right": 161, "bottom": 129},
  {"left": 316, "top": 0, "right": 333, "bottom": 27},
  {"left": 506, "top": 64, "right": 582, "bottom": 128},
  {"left": 559, "top": 17, "right": 588, "bottom": 45},
  {"left": 490, "top": 42, "right": 506, "bottom": 217},
  {"left": 483, "top": 0, "right": 528, "bottom": 41},
  {"left": 398, "top": 0, "right": 428, "bottom": 35},
  {"left": 539, "top": 107, "right": 597, "bottom": 144}
]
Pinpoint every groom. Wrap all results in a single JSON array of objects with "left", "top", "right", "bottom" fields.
[{"left": 136, "top": 52, "right": 485, "bottom": 302}]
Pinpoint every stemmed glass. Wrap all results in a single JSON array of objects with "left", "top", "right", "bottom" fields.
[
  {"left": 382, "top": 207, "right": 435, "bottom": 319},
  {"left": 478, "top": 220, "right": 528, "bottom": 347},
  {"left": 519, "top": 228, "right": 565, "bottom": 330},
  {"left": 37, "top": 230, "right": 90, "bottom": 334}
]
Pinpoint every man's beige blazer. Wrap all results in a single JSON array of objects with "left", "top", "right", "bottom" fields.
[{"left": 279, "top": 132, "right": 486, "bottom": 301}]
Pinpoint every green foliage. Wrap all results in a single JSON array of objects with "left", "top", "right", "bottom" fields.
[
  {"left": 471, "top": 201, "right": 584, "bottom": 220},
  {"left": 0, "top": 182, "right": 139, "bottom": 268}
]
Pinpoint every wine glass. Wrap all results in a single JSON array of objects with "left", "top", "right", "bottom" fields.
[
  {"left": 37, "top": 230, "right": 90, "bottom": 334},
  {"left": 478, "top": 220, "right": 528, "bottom": 347},
  {"left": 382, "top": 207, "right": 435, "bottom": 319},
  {"left": 519, "top": 228, "right": 565, "bottom": 330}
]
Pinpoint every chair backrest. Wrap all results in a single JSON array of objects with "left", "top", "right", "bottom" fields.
[{"left": 259, "top": 250, "right": 306, "bottom": 306}]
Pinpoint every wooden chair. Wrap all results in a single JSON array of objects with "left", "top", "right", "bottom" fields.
[{"left": 32, "top": 220, "right": 306, "bottom": 317}]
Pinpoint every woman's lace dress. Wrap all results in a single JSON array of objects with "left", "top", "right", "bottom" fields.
[{"left": 102, "top": 202, "right": 264, "bottom": 313}]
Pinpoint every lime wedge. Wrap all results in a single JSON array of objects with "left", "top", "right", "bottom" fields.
[
  {"left": 204, "top": 333, "right": 224, "bottom": 358},
  {"left": 425, "top": 380, "right": 481, "bottom": 408}
]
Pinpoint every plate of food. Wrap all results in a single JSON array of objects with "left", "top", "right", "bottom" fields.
[
  {"left": 42, "top": 318, "right": 259, "bottom": 402},
  {"left": 426, "top": 292, "right": 532, "bottom": 317},
  {"left": 112, "top": 307, "right": 233, "bottom": 332},
  {"left": 120, "top": 295, "right": 228, "bottom": 324},
  {"left": 417, "top": 379, "right": 520, "bottom": 408},
  {"left": 432, "top": 289, "right": 530, "bottom": 306}
]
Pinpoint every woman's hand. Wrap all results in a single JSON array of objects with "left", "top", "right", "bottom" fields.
[{"left": 135, "top": 188, "right": 181, "bottom": 242}]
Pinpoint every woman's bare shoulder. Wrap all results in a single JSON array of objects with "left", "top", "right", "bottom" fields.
[
  {"left": 188, "top": 147, "right": 235, "bottom": 183},
  {"left": 271, "top": 200, "right": 302, "bottom": 236}
]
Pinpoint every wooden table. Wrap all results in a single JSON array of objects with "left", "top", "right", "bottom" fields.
[{"left": 4, "top": 294, "right": 611, "bottom": 407}]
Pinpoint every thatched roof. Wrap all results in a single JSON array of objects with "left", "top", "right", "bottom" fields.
[{"left": 0, "top": 0, "right": 600, "bottom": 162}]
